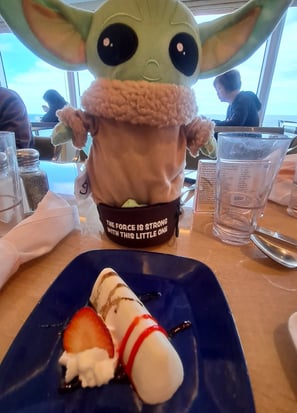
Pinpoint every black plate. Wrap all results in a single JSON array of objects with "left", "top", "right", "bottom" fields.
[{"left": 0, "top": 250, "right": 255, "bottom": 413}]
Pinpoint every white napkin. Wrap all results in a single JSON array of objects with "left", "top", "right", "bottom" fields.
[
  {"left": 269, "top": 154, "right": 297, "bottom": 206},
  {"left": 0, "top": 191, "right": 80, "bottom": 289}
]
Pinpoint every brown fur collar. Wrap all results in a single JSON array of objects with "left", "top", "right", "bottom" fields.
[{"left": 81, "top": 78, "right": 198, "bottom": 127}]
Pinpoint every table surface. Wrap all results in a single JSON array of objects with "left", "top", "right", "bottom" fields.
[{"left": 0, "top": 182, "right": 297, "bottom": 412}]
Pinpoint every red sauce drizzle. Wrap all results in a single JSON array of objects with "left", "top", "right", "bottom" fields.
[
  {"left": 119, "top": 314, "right": 168, "bottom": 378},
  {"left": 125, "top": 324, "right": 168, "bottom": 377},
  {"left": 118, "top": 314, "right": 154, "bottom": 359}
]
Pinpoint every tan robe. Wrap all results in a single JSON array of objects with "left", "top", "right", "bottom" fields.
[{"left": 58, "top": 79, "right": 215, "bottom": 207}]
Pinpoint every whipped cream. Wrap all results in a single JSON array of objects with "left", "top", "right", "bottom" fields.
[{"left": 59, "top": 347, "right": 118, "bottom": 388}]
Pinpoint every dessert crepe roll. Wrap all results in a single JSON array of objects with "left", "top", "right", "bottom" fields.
[{"left": 90, "top": 267, "right": 184, "bottom": 405}]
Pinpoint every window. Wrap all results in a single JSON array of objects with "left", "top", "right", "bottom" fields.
[
  {"left": 262, "top": 7, "right": 297, "bottom": 126},
  {"left": 0, "top": 3, "right": 296, "bottom": 128},
  {"left": 193, "top": 14, "right": 265, "bottom": 121},
  {"left": 0, "top": 33, "right": 69, "bottom": 121},
  {"left": 77, "top": 70, "right": 95, "bottom": 98}
]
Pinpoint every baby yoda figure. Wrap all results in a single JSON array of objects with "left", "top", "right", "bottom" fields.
[{"left": 0, "top": 0, "right": 291, "bottom": 247}]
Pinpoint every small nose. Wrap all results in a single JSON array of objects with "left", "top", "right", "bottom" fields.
[{"left": 142, "top": 59, "right": 161, "bottom": 82}]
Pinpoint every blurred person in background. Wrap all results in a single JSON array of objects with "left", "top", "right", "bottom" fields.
[
  {"left": 0, "top": 85, "right": 33, "bottom": 148},
  {"left": 212, "top": 69, "right": 262, "bottom": 127},
  {"left": 41, "top": 89, "right": 67, "bottom": 123}
]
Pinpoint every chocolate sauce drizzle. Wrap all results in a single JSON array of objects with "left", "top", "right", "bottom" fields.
[
  {"left": 168, "top": 320, "right": 192, "bottom": 338},
  {"left": 59, "top": 375, "right": 81, "bottom": 393},
  {"left": 91, "top": 271, "right": 144, "bottom": 321},
  {"left": 138, "top": 291, "right": 162, "bottom": 303}
]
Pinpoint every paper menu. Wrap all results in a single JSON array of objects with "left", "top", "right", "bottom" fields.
[{"left": 194, "top": 160, "right": 216, "bottom": 212}]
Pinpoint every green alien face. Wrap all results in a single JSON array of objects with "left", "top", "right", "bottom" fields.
[
  {"left": 0, "top": 0, "right": 292, "bottom": 87},
  {"left": 86, "top": 0, "right": 201, "bottom": 87}
]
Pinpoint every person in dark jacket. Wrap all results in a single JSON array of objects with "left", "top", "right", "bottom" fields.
[
  {"left": 41, "top": 89, "right": 67, "bottom": 123},
  {"left": 212, "top": 69, "right": 262, "bottom": 127},
  {"left": 0, "top": 86, "right": 33, "bottom": 148}
]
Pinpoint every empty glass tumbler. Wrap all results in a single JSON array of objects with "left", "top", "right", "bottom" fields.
[{"left": 0, "top": 132, "right": 24, "bottom": 236}]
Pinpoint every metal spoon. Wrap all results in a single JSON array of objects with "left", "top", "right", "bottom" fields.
[{"left": 250, "top": 234, "right": 297, "bottom": 269}]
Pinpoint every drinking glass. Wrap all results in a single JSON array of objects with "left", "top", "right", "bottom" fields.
[
  {"left": 213, "top": 132, "right": 291, "bottom": 245},
  {"left": 0, "top": 132, "right": 24, "bottom": 236},
  {"left": 287, "top": 158, "right": 297, "bottom": 218}
]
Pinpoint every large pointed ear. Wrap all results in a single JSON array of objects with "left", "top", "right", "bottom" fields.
[
  {"left": 198, "top": 0, "right": 292, "bottom": 79},
  {"left": 0, "top": 0, "right": 94, "bottom": 70}
]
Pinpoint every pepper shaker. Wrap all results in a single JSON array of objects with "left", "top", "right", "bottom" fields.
[{"left": 17, "top": 148, "right": 49, "bottom": 212}]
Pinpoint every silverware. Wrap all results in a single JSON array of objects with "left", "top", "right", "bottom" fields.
[
  {"left": 250, "top": 234, "right": 297, "bottom": 269},
  {"left": 255, "top": 227, "right": 297, "bottom": 248},
  {"left": 180, "top": 185, "right": 196, "bottom": 205},
  {"left": 287, "top": 144, "right": 297, "bottom": 154}
]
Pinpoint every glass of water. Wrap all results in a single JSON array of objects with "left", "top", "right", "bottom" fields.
[{"left": 213, "top": 132, "right": 292, "bottom": 245}]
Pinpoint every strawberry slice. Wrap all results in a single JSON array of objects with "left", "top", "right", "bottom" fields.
[{"left": 62, "top": 307, "right": 114, "bottom": 358}]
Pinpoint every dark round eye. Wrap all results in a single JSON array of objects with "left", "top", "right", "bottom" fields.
[
  {"left": 169, "top": 33, "right": 198, "bottom": 76},
  {"left": 97, "top": 23, "right": 138, "bottom": 66}
]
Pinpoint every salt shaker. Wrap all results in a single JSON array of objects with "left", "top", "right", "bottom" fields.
[
  {"left": 287, "top": 161, "right": 297, "bottom": 218},
  {"left": 17, "top": 148, "right": 49, "bottom": 212}
]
